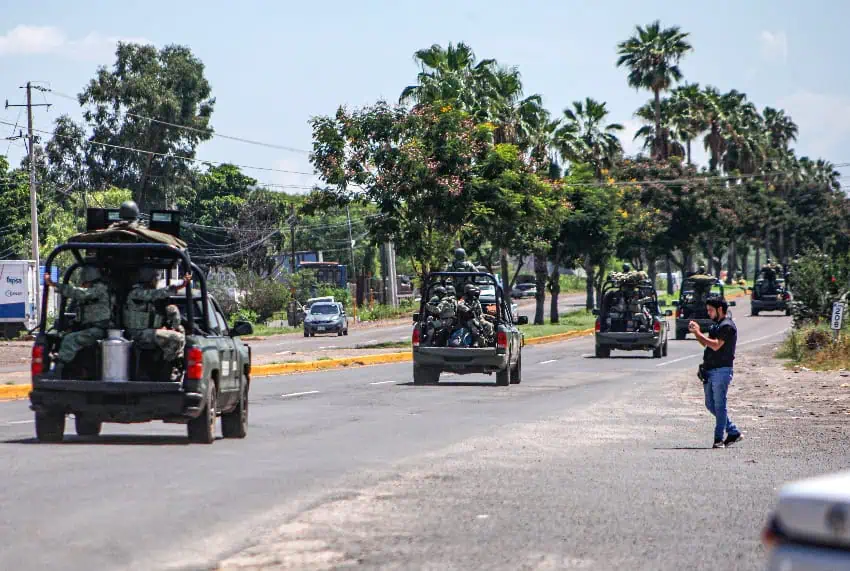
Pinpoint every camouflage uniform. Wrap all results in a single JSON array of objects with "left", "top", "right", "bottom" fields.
[
  {"left": 457, "top": 284, "right": 493, "bottom": 347},
  {"left": 124, "top": 274, "right": 186, "bottom": 362},
  {"left": 55, "top": 274, "right": 112, "bottom": 364},
  {"left": 445, "top": 248, "right": 477, "bottom": 273}
]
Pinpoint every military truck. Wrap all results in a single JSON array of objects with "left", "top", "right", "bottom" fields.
[
  {"left": 29, "top": 206, "right": 253, "bottom": 444},
  {"left": 411, "top": 272, "right": 526, "bottom": 386},
  {"left": 593, "top": 272, "right": 671, "bottom": 358},
  {"left": 750, "top": 265, "right": 792, "bottom": 316},
  {"left": 672, "top": 275, "right": 736, "bottom": 340}
]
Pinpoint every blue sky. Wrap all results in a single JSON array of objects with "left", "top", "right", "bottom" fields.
[{"left": 2, "top": 0, "right": 848, "bottom": 190}]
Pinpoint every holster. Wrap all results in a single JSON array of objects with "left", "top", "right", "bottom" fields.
[{"left": 697, "top": 364, "right": 707, "bottom": 384}]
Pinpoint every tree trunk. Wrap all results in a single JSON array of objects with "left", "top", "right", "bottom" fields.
[
  {"left": 764, "top": 230, "right": 772, "bottom": 263},
  {"left": 584, "top": 259, "right": 594, "bottom": 311},
  {"left": 533, "top": 252, "right": 547, "bottom": 326},
  {"left": 686, "top": 139, "right": 692, "bottom": 165},
  {"left": 725, "top": 242, "right": 736, "bottom": 284},
  {"left": 666, "top": 256, "right": 674, "bottom": 295},
  {"left": 499, "top": 248, "right": 511, "bottom": 300},
  {"left": 754, "top": 245, "right": 761, "bottom": 280},
  {"left": 549, "top": 265, "right": 561, "bottom": 324},
  {"left": 791, "top": 232, "right": 798, "bottom": 260},
  {"left": 647, "top": 255, "right": 657, "bottom": 291},
  {"left": 740, "top": 245, "right": 749, "bottom": 283},
  {"left": 653, "top": 88, "right": 663, "bottom": 160},
  {"left": 778, "top": 227, "right": 786, "bottom": 264},
  {"left": 594, "top": 267, "right": 606, "bottom": 309}
]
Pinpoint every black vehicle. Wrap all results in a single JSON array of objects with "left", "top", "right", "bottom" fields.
[
  {"left": 750, "top": 267, "right": 792, "bottom": 316},
  {"left": 29, "top": 208, "right": 253, "bottom": 444},
  {"left": 411, "top": 272, "right": 526, "bottom": 386},
  {"left": 593, "top": 275, "right": 671, "bottom": 358},
  {"left": 672, "top": 276, "right": 736, "bottom": 339}
]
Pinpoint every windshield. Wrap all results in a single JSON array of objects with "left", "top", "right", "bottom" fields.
[
  {"left": 517, "top": 283, "right": 535, "bottom": 290},
  {"left": 311, "top": 304, "right": 339, "bottom": 315}
]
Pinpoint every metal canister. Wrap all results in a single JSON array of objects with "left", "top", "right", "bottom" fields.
[{"left": 100, "top": 329, "right": 132, "bottom": 382}]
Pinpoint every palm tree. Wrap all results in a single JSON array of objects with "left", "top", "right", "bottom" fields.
[
  {"left": 633, "top": 98, "right": 685, "bottom": 160},
  {"left": 719, "top": 91, "right": 765, "bottom": 175},
  {"left": 488, "top": 65, "right": 546, "bottom": 149},
  {"left": 554, "top": 98, "right": 624, "bottom": 178},
  {"left": 669, "top": 83, "right": 708, "bottom": 164},
  {"left": 762, "top": 107, "right": 798, "bottom": 154},
  {"left": 616, "top": 20, "right": 692, "bottom": 160}
]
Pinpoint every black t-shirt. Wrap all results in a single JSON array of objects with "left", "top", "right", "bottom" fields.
[{"left": 703, "top": 317, "right": 737, "bottom": 370}]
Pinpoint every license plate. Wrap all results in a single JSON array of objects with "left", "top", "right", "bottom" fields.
[{"left": 317, "top": 326, "right": 326, "bottom": 331}]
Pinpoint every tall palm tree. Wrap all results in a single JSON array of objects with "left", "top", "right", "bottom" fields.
[
  {"left": 668, "top": 83, "right": 708, "bottom": 164},
  {"left": 719, "top": 91, "right": 765, "bottom": 175},
  {"left": 762, "top": 107, "right": 798, "bottom": 154},
  {"left": 633, "top": 98, "right": 685, "bottom": 160},
  {"left": 616, "top": 20, "right": 692, "bottom": 160},
  {"left": 554, "top": 98, "right": 624, "bottom": 178},
  {"left": 488, "top": 65, "right": 546, "bottom": 149}
]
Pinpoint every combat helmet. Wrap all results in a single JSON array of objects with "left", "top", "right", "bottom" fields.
[
  {"left": 454, "top": 248, "right": 467, "bottom": 261},
  {"left": 79, "top": 266, "right": 102, "bottom": 284},
  {"left": 432, "top": 285, "right": 447, "bottom": 298},
  {"left": 463, "top": 283, "right": 480, "bottom": 297},
  {"left": 119, "top": 200, "right": 140, "bottom": 221}
]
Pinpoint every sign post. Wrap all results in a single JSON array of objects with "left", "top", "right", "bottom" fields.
[{"left": 830, "top": 302, "right": 845, "bottom": 341}]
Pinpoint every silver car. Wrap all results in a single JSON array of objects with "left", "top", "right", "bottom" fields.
[{"left": 763, "top": 470, "right": 850, "bottom": 569}]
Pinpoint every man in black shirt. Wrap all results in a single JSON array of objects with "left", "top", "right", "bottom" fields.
[{"left": 689, "top": 297, "right": 742, "bottom": 449}]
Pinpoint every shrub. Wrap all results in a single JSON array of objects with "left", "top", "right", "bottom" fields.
[
  {"left": 787, "top": 250, "right": 850, "bottom": 325},
  {"left": 229, "top": 308, "right": 259, "bottom": 326}
]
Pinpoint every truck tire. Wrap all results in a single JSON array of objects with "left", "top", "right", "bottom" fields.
[
  {"left": 413, "top": 365, "right": 439, "bottom": 385},
  {"left": 510, "top": 353, "right": 522, "bottom": 384},
  {"left": 222, "top": 382, "right": 248, "bottom": 439},
  {"left": 652, "top": 344, "right": 663, "bottom": 359},
  {"left": 303, "top": 330, "right": 309, "bottom": 337},
  {"left": 752, "top": 308, "right": 760, "bottom": 317},
  {"left": 74, "top": 415, "right": 102, "bottom": 437},
  {"left": 785, "top": 308, "right": 792, "bottom": 317},
  {"left": 35, "top": 412, "right": 65, "bottom": 443},
  {"left": 675, "top": 328, "right": 687, "bottom": 340},
  {"left": 662, "top": 340, "right": 669, "bottom": 357},
  {"left": 595, "top": 346, "right": 610, "bottom": 358},
  {"left": 496, "top": 365, "right": 510, "bottom": 386},
  {"left": 188, "top": 383, "right": 217, "bottom": 444}
]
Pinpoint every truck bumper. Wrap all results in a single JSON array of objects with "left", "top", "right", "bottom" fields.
[
  {"left": 596, "top": 332, "right": 660, "bottom": 351},
  {"left": 29, "top": 378, "right": 205, "bottom": 423},
  {"left": 413, "top": 347, "right": 509, "bottom": 374},
  {"left": 676, "top": 318, "right": 712, "bottom": 333},
  {"left": 752, "top": 300, "right": 787, "bottom": 311}
]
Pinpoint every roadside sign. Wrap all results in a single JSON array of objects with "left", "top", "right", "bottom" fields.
[{"left": 831, "top": 302, "right": 845, "bottom": 331}]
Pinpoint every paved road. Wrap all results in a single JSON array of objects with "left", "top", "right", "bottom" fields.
[
  {"left": 0, "top": 313, "right": 812, "bottom": 570},
  {"left": 248, "top": 292, "right": 587, "bottom": 360}
]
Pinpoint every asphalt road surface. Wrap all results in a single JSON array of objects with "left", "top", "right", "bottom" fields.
[
  {"left": 1, "top": 312, "right": 839, "bottom": 570},
  {"left": 249, "top": 293, "right": 587, "bottom": 359}
]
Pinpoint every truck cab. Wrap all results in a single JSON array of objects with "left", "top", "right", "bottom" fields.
[{"left": 29, "top": 207, "right": 253, "bottom": 444}]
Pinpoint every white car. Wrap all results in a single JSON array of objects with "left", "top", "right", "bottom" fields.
[{"left": 763, "top": 470, "right": 850, "bottom": 570}]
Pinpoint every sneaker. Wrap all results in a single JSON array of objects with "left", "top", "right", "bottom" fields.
[
  {"left": 712, "top": 440, "right": 725, "bottom": 449},
  {"left": 724, "top": 433, "right": 743, "bottom": 446}
]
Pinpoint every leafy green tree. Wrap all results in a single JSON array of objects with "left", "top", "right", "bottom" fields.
[{"left": 617, "top": 20, "right": 692, "bottom": 160}]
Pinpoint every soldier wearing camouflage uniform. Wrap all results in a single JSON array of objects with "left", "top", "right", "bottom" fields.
[
  {"left": 422, "top": 285, "right": 447, "bottom": 346},
  {"left": 44, "top": 267, "right": 113, "bottom": 369},
  {"left": 429, "top": 284, "right": 459, "bottom": 346},
  {"left": 446, "top": 248, "right": 478, "bottom": 272},
  {"left": 457, "top": 283, "right": 493, "bottom": 347},
  {"left": 123, "top": 268, "right": 192, "bottom": 363}
]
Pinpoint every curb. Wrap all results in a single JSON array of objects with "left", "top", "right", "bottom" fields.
[
  {"left": 524, "top": 328, "right": 595, "bottom": 346},
  {"left": 0, "top": 384, "right": 31, "bottom": 401}
]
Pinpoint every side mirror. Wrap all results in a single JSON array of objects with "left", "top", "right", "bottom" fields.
[
  {"left": 591, "top": 309, "right": 600, "bottom": 316},
  {"left": 231, "top": 321, "right": 253, "bottom": 337},
  {"left": 517, "top": 316, "right": 529, "bottom": 325},
  {"left": 412, "top": 312, "right": 420, "bottom": 322},
  {"left": 665, "top": 310, "right": 673, "bottom": 317}
]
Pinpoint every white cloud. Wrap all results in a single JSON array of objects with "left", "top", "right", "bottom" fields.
[
  {"left": 0, "top": 25, "right": 150, "bottom": 61},
  {"left": 777, "top": 91, "right": 850, "bottom": 158},
  {"left": 759, "top": 30, "right": 788, "bottom": 64}
]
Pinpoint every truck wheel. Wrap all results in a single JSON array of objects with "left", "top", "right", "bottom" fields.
[
  {"left": 595, "top": 346, "right": 610, "bottom": 358},
  {"left": 222, "top": 383, "right": 248, "bottom": 439},
  {"left": 188, "top": 383, "right": 217, "bottom": 444},
  {"left": 343, "top": 329, "right": 349, "bottom": 336},
  {"left": 675, "top": 328, "right": 687, "bottom": 340},
  {"left": 337, "top": 329, "right": 343, "bottom": 336},
  {"left": 785, "top": 308, "right": 792, "bottom": 317},
  {"left": 413, "top": 365, "right": 439, "bottom": 385},
  {"left": 752, "top": 309, "right": 760, "bottom": 317},
  {"left": 303, "top": 330, "right": 309, "bottom": 338},
  {"left": 510, "top": 354, "right": 522, "bottom": 384},
  {"left": 652, "top": 344, "right": 663, "bottom": 359},
  {"left": 662, "top": 340, "right": 669, "bottom": 357},
  {"left": 35, "top": 412, "right": 65, "bottom": 443},
  {"left": 496, "top": 365, "right": 510, "bottom": 386},
  {"left": 74, "top": 415, "right": 102, "bottom": 437}
]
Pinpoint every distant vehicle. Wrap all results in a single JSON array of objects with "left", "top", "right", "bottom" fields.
[
  {"left": 0, "top": 260, "right": 39, "bottom": 338},
  {"left": 30, "top": 207, "right": 252, "bottom": 444},
  {"left": 303, "top": 301, "right": 348, "bottom": 337},
  {"left": 672, "top": 277, "right": 735, "bottom": 340},
  {"left": 512, "top": 283, "right": 537, "bottom": 299},
  {"left": 762, "top": 470, "right": 850, "bottom": 570},
  {"left": 412, "top": 272, "right": 526, "bottom": 386},
  {"left": 750, "top": 268, "right": 792, "bottom": 316},
  {"left": 593, "top": 274, "right": 671, "bottom": 358}
]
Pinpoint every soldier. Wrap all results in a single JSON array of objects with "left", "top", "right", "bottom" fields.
[
  {"left": 123, "top": 268, "right": 192, "bottom": 364},
  {"left": 422, "top": 285, "right": 447, "bottom": 346},
  {"left": 445, "top": 284, "right": 458, "bottom": 300},
  {"left": 457, "top": 284, "right": 493, "bottom": 347},
  {"left": 44, "top": 266, "right": 113, "bottom": 373},
  {"left": 446, "top": 248, "right": 477, "bottom": 272}
]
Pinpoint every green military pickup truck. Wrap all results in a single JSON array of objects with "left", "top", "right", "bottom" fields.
[
  {"left": 29, "top": 207, "right": 252, "bottom": 444},
  {"left": 412, "top": 272, "right": 526, "bottom": 386}
]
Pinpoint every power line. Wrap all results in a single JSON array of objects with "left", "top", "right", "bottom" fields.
[{"left": 47, "top": 88, "right": 311, "bottom": 154}]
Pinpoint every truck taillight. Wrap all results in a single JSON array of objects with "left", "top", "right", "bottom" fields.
[
  {"left": 186, "top": 347, "right": 203, "bottom": 380},
  {"left": 653, "top": 321, "right": 662, "bottom": 333},
  {"left": 497, "top": 331, "right": 508, "bottom": 350},
  {"left": 675, "top": 308, "right": 681, "bottom": 319},
  {"left": 595, "top": 319, "right": 601, "bottom": 332},
  {"left": 412, "top": 327, "right": 421, "bottom": 348},
  {"left": 31, "top": 344, "right": 44, "bottom": 377}
]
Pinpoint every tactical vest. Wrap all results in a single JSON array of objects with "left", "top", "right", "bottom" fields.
[{"left": 124, "top": 286, "right": 165, "bottom": 331}]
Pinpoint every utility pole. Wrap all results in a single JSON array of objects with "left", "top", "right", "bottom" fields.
[
  {"left": 288, "top": 204, "right": 298, "bottom": 273},
  {"left": 346, "top": 205, "right": 358, "bottom": 320},
  {"left": 6, "top": 82, "right": 50, "bottom": 324}
]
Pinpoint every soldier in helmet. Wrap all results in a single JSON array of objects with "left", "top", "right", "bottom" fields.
[
  {"left": 44, "top": 266, "right": 113, "bottom": 373},
  {"left": 422, "top": 285, "right": 447, "bottom": 346},
  {"left": 447, "top": 248, "right": 477, "bottom": 272},
  {"left": 457, "top": 283, "right": 493, "bottom": 347},
  {"left": 622, "top": 262, "right": 632, "bottom": 273},
  {"left": 123, "top": 268, "right": 192, "bottom": 364},
  {"left": 118, "top": 200, "right": 141, "bottom": 223}
]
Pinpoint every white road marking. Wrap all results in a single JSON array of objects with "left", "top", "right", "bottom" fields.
[
  {"left": 657, "top": 354, "right": 702, "bottom": 367},
  {"left": 318, "top": 346, "right": 338, "bottom": 350},
  {"left": 364, "top": 339, "right": 378, "bottom": 344},
  {"left": 5, "top": 419, "right": 34, "bottom": 425},
  {"left": 740, "top": 329, "right": 790, "bottom": 346},
  {"left": 280, "top": 390, "right": 320, "bottom": 399},
  {"left": 539, "top": 359, "right": 557, "bottom": 365},
  {"left": 369, "top": 380, "right": 396, "bottom": 385},
  {"left": 658, "top": 327, "right": 790, "bottom": 367}
]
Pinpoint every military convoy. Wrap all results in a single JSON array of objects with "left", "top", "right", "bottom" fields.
[
  {"left": 672, "top": 272, "right": 736, "bottom": 339},
  {"left": 593, "top": 271, "right": 671, "bottom": 358},
  {"left": 750, "top": 262, "right": 791, "bottom": 316},
  {"left": 412, "top": 272, "right": 526, "bottom": 386},
  {"left": 29, "top": 202, "right": 253, "bottom": 444}
]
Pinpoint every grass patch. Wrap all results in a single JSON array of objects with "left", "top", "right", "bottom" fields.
[
  {"left": 250, "top": 324, "right": 299, "bottom": 337},
  {"left": 558, "top": 274, "right": 586, "bottom": 294},
  {"left": 317, "top": 356, "right": 332, "bottom": 361},
  {"left": 777, "top": 325, "right": 850, "bottom": 370},
  {"left": 519, "top": 309, "right": 597, "bottom": 339},
  {"left": 354, "top": 340, "right": 411, "bottom": 350},
  {"left": 357, "top": 301, "right": 416, "bottom": 322},
  {"left": 268, "top": 359, "right": 303, "bottom": 364}
]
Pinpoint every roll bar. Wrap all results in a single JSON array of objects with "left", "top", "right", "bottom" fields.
[{"left": 39, "top": 242, "right": 207, "bottom": 335}]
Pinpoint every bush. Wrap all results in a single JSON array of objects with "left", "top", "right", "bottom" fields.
[
  {"left": 229, "top": 308, "right": 259, "bottom": 326},
  {"left": 805, "top": 329, "right": 832, "bottom": 351},
  {"left": 317, "top": 285, "right": 352, "bottom": 307},
  {"left": 359, "top": 300, "right": 415, "bottom": 322},
  {"left": 787, "top": 250, "right": 850, "bottom": 325},
  {"left": 239, "top": 274, "right": 291, "bottom": 322}
]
